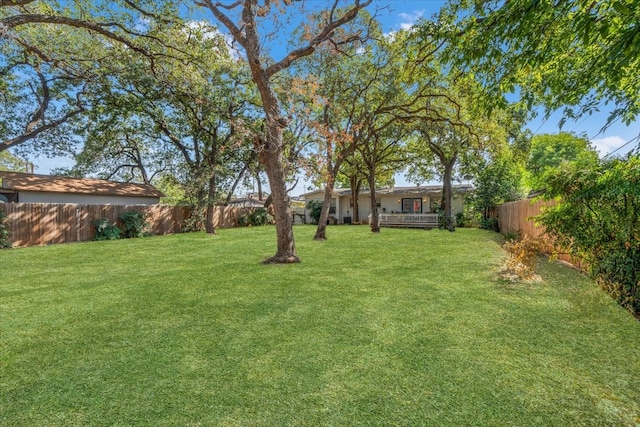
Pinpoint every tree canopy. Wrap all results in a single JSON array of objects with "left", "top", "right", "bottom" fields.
[
  {"left": 525, "top": 132, "right": 599, "bottom": 191},
  {"left": 0, "top": 151, "right": 26, "bottom": 172},
  {"left": 440, "top": 0, "right": 640, "bottom": 128},
  {"left": 0, "top": 0, "right": 179, "bottom": 154}
]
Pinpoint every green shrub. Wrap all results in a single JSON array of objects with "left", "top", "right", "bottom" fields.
[
  {"left": 248, "top": 208, "right": 270, "bottom": 226},
  {"left": 455, "top": 212, "right": 467, "bottom": 227},
  {"left": 182, "top": 208, "right": 204, "bottom": 232},
  {"left": 237, "top": 212, "right": 250, "bottom": 227},
  {"left": 480, "top": 217, "right": 499, "bottom": 232},
  {"left": 118, "top": 211, "right": 148, "bottom": 238},
  {"left": 0, "top": 210, "right": 11, "bottom": 248},
  {"left": 92, "top": 218, "right": 122, "bottom": 241},
  {"left": 537, "top": 155, "right": 640, "bottom": 315},
  {"left": 237, "top": 208, "right": 272, "bottom": 227},
  {"left": 306, "top": 200, "right": 323, "bottom": 224}
]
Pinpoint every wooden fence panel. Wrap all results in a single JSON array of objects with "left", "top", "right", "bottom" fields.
[
  {"left": 497, "top": 199, "right": 584, "bottom": 269},
  {"left": 212, "top": 205, "right": 238, "bottom": 229},
  {"left": 1, "top": 203, "right": 197, "bottom": 248}
]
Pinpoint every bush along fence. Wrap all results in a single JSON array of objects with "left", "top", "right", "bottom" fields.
[
  {"left": 497, "top": 198, "right": 585, "bottom": 269},
  {"left": 0, "top": 203, "right": 192, "bottom": 248},
  {"left": 0, "top": 203, "right": 289, "bottom": 248},
  {"left": 498, "top": 197, "right": 640, "bottom": 318}
]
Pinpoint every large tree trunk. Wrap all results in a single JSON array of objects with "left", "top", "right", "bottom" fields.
[
  {"left": 205, "top": 205, "right": 216, "bottom": 234},
  {"left": 262, "top": 124, "right": 299, "bottom": 263},
  {"left": 350, "top": 175, "right": 362, "bottom": 223},
  {"left": 367, "top": 166, "right": 380, "bottom": 233},
  {"left": 314, "top": 186, "right": 333, "bottom": 240},
  {"left": 315, "top": 144, "right": 346, "bottom": 240},
  {"left": 442, "top": 158, "right": 455, "bottom": 231},
  {"left": 205, "top": 170, "right": 217, "bottom": 234},
  {"left": 247, "top": 59, "right": 298, "bottom": 262}
]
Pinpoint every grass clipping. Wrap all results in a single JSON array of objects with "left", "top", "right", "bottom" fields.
[{"left": 500, "top": 234, "right": 543, "bottom": 283}]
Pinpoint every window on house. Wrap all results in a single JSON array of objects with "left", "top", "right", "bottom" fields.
[{"left": 402, "top": 198, "right": 422, "bottom": 214}]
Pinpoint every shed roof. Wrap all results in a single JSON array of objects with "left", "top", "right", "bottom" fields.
[{"left": 0, "top": 172, "right": 164, "bottom": 198}]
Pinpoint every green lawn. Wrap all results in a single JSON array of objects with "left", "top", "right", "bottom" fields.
[{"left": 1, "top": 226, "right": 639, "bottom": 426}]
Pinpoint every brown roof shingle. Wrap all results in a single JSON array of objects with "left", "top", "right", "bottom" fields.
[{"left": 0, "top": 172, "right": 164, "bottom": 198}]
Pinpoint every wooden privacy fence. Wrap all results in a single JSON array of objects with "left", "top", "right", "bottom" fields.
[
  {"left": 497, "top": 198, "right": 584, "bottom": 269},
  {"left": 0, "top": 204, "right": 278, "bottom": 248},
  {"left": 497, "top": 198, "right": 554, "bottom": 238},
  {"left": 0, "top": 203, "right": 195, "bottom": 248},
  {"left": 211, "top": 205, "right": 241, "bottom": 229}
]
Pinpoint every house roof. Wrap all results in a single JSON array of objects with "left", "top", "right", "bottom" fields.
[
  {"left": 227, "top": 196, "right": 265, "bottom": 207},
  {"left": 0, "top": 171, "right": 164, "bottom": 198},
  {"left": 300, "top": 184, "right": 474, "bottom": 199}
]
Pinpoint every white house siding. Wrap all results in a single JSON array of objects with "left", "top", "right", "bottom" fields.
[
  {"left": 18, "top": 191, "right": 160, "bottom": 205},
  {"left": 339, "top": 198, "right": 350, "bottom": 221},
  {"left": 306, "top": 193, "right": 431, "bottom": 223},
  {"left": 352, "top": 195, "right": 432, "bottom": 219},
  {"left": 451, "top": 196, "right": 464, "bottom": 216},
  {"left": 303, "top": 187, "right": 469, "bottom": 224},
  {"left": 375, "top": 194, "right": 463, "bottom": 216},
  {"left": 304, "top": 193, "right": 342, "bottom": 224},
  {"left": 353, "top": 195, "right": 373, "bottom": 219}
]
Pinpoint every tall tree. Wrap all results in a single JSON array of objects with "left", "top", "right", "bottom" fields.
[
  {"left": 66, "top": 22, "right": 257, "bottom": 233},
  {"left": 465, "top": 152, "right": 526, "bottom": 228},
  {"left": 336, "top": 154, "right": 367, "bottom": 223},
  {"left": 296, "top": 16, "right": 387, "bottom": 240},
  {"left": 195, "top": 0, "right": 373, "bottom": 263},
  {"left": 526, "top": 132, "right": 600, "bottom": 191},
  {"left": 440, "top": 0, "right": 640, "bottom": 128},
  {"left": 0, "top": 1, "right": 178, "bottom": 153},
  {"left": 408, "top": 121, "right": 473, "bottom": 230},
  {"left": 359, "top": 124, "right": 409, "bottom": 232},
  {"left": 464, "top": 111, "right": 530, "bottom": 226},
  {"left": 406, "top": 76, "right": 511, "bottom": 230},
  {"left": 319, "top": 29, "right": 447, "bottom": 233}
]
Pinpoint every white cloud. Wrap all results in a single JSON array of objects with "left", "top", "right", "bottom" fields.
[
  {"left": 590, "top": 136, "right": 626, "bottom": 156},
  {"left": 186, "top": 20, "right": 221, "bottom": 40},
  {"left": 185, "top": 20, "right": 242, "bottom": 59},
  {"left": 135, "top": 16, "right": 152, "bottom": 33},
  {"left": 398, "top": 10, "right": 425, "bottom": 31}
]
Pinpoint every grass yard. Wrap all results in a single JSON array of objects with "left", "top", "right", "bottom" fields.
[{"left": 1, "top": 226, "right": 639, "bottom": 426}]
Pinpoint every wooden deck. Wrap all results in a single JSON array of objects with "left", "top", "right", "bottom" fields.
[{"left": 376, "top": 213, "right": 440, "bottom": 229}]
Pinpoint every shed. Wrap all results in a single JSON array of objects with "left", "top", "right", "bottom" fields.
[{"left": 0, "top": 172, "right": 164, "bottom": 205}]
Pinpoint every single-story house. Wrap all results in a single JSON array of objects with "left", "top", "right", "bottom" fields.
[
  {"left": 0, "top": 171, "right": 164, "bottom": 205},
  {"left": 301, "top": 185, "right": 473, "bottom": 224}
]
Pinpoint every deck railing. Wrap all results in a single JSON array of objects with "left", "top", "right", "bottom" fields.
[{"left": 369, "top": 213, "right": 441, "bottom": 228}]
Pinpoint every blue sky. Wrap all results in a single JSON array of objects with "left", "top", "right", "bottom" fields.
[{"left": 29, "top": 0, "right": 638, "bottom": 184}]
